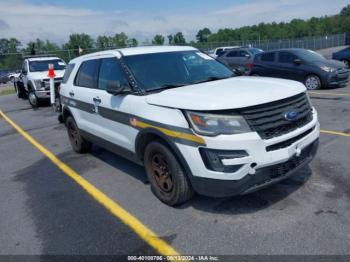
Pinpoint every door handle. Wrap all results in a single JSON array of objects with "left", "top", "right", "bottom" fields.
[
  {"left": 69, "top": 91, "right": 74, "bottom": 97},
  {"left": 93, "top": 97, "right": 101, "bottom": 104}
]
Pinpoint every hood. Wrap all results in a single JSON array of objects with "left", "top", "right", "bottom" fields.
[
  {"left": 28, "top": 70, "right": 65, "bottom": 80},
  {"left": 146, "top": 76, "right": 306, "bottom": 110},
  {"left": 313, "top": 59, "right": 346, "bottom": 69}
]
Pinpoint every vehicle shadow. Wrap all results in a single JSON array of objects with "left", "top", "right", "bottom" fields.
[
  {"left": 181, "top": 166, "right": 312, "bottom": 215},
  {"left": 89, "top": 145, "right": 149, "bottom": 184},
  {"left": 88, "top": 145, "right": 312, "bottom": 215},
  {"left": 62, "top": 141, "right": 312, "bottom": 215}
]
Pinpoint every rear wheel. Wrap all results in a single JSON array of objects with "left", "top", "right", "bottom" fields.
[
  {"left": 144, "top": 141, "right": 194, "bottom": 206},
  {"left": 304, "top": 75, "right": 321, "bottom": 90},
  {"left": 66, "top": 116, "right": 92, "bottom": 153}
]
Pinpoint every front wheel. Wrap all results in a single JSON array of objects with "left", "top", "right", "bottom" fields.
[
  {"left": 304, "top": 75, "right": 321, "bottom": 90},
  {"left": 144, "top": 141, "right": 194, "bottom": 206},
  {"left": 28, "top": 90, "right": 39, "bottom": 107}
]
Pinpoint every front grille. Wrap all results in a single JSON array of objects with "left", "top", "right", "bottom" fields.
[
  {"left": 254, "top": 141, "right": 314, "bottom": 186},
  {"left": 269, "top": 142, "right": 313, "bottom": 179},
  {"left": 239, "top": 93, "right": 313, "bottom": 139},
  {"left": 266, "top": 127, "right": 315, "bottom": 152},
  {"left": 337, "top": 68, "right": 349, "bottom": 74}
]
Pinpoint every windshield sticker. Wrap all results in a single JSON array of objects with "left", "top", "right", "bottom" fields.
[
  {"left": 58, "top": 62, "right": 66, "bottom": 66},
  {"left": 196, "top": 52, "right": 214, "bottom": 60}
]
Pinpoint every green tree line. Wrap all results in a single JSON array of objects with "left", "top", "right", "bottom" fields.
[{"left": 0, "top": 4, "right": 349, "bottom": 69}]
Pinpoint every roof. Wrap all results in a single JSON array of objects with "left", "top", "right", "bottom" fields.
[
  {"left": 215, "top": 46, "right": 241, "bottom": 49},
  {"left": 260, "top": 48, "right": 308, "bottom": 53},
  {"left": 26, "top": 57, "right": 61, "bottom": 62},
  {"left": 70, "top": 46, "right": 197, "bottom": 63}
]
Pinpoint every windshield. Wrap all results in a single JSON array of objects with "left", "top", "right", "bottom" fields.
[
  {"left": 29, "top": 59, "right": 66, "bottom": 72},
  {"left": 123, "top": 51, "right": 234, "bottom": 91},
  {"left": 294, "top": 49, "right": 326, "bottom": 62},
  {"left": 249, "top": 48, "right": 263, "bottom": 55}
]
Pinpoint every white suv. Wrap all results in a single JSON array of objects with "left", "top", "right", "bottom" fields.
[
  {"left": 16, "top": 57, "right": 66, "bottom": 107},
  {"left": 60, "top": 46, "right": 320, "bottom": 206}
]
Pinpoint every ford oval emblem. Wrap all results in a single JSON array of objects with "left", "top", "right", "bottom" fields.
[{"left": 285, "top": 111, "right": 299, "bottom": 121}]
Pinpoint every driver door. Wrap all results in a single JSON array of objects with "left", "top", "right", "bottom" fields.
[
  {"left": 91, "top": 56, "right": 137, "bottom": 152},
  {"left": 21, "top": 61, "right": 29, "bottom": 88}
]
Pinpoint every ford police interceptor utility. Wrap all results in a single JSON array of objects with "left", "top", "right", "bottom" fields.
[{"left": 59, "top": 46, "right": 319, "bottom": 206}]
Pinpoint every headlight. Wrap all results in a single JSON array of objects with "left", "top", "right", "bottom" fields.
[
  {"left": 185, "top": 111, "right": 251, "bottom": 136},
  {"left": 33, "top": 79, "right": 44, "bottom": 89},
  {"left": 320, "top": 66, "right": 336, "bottom": 72}
]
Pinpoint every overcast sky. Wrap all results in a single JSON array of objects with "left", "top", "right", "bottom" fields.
[{"left": 0, "top": 0, "right": 347, "bottom": 46}]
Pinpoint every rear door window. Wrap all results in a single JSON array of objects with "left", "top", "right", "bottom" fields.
[
  {"left": 227, "top": 51, "right": 238, "bottom": 57},
  {"left": 75, "top": 59, "right": 100, "bottom": 88},
  {"left": 238, "top": 50, "right": 249, "bottom": 57},
  {"left": 261, "top": 52, "right": 276, "bottom": 62},
  {"left": 215, "top": 48, "right": 223, "bottom": 55},
  {"left": 278, "top": 52, "right": 298, "bottom": 64}
]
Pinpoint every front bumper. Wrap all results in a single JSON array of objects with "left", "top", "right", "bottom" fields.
[
  {"left": 177, "top": 109, "right": 320, "bottom": 197},
  {"left": 35, "top": 90, "right": 51, "bottom": 99},
  {"left": 325, "top": 69, "right": 350, "bottom": 87},
  {"left": 191, "top": 139, "right": 318, "bottom": 197}
]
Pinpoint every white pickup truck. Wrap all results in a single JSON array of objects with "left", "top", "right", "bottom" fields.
[{"left": 14, "top": 56, "right": 66, "bottom": 107}]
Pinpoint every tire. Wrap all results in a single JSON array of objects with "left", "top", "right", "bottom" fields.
[
  {"left": 341, "top": 59, "right": 349, "bottom": 68},
  {"left": 304, "top": 74, "right": 321, "bottom": 90},
  {"left": 54, "top": 96, "right": 62, "bottom": 113},
  {"left": 66, "top": 116, "right": 92, "bottom": 153},
  {"left": 144, "top": 140, "right": 194, "bottom": 206},
  {"left": 28, "top": 89, "right": 40, "bottom": 108},
  {"left": 14, "top": 82, "right": 25, "bottom": 98}
]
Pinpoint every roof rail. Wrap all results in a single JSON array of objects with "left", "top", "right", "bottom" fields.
[{"left": 22, "top": 54, "right": 57, "bottom": 59}]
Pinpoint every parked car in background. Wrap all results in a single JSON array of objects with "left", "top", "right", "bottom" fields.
[
  {"left": 217, "top": 47, "right": 263, "bottom": 74},
  {"left": 0, "top": 72, "right": 10, "bottom": 84},
  {"left": 209, "top": 46, "right": 241, "bottom": 58},
  {"left": 332, "top": 46, "right": 350, "bottom": 68},
  {"left": 8, "top": 70, "right": 21, "bottom": 82},
  {"left": 249, "top": 48, "right": 350, "bottom": 90},
  {"left": 14, "top": 56, "right": 66, "bottom": 107}
]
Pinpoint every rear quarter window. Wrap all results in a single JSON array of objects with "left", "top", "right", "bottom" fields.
[{"left": 62, "top": 63, "right": 75, "bottom": 84}]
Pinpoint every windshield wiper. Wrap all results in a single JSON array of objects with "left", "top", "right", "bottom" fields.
[
  {"left": 147, "top": 83, "right": 186, "bottom": 92},
  {"left": 191, "top": 75, "right": 233, "bottom": 85}
]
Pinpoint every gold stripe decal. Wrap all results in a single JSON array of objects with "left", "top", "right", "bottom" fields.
[{"left": 131, "top": 118, "right": 206, "bottom": 145}]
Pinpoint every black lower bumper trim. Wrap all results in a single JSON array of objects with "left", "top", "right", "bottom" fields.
[{"left": 191, "top": 139, "right": 319, "bottom": 198}]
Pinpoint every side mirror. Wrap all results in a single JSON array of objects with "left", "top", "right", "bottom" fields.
[
  {"left": 22, "top": 70, "right": 27, "bottom": 75},
  {"left": 293, "top": 58, "right": 302, "bottom": 65},
  {"left": 106, "top": 80, "right": 132, "bottom": 95}
]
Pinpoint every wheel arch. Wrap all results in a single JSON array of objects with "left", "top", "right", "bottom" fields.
[
  {"left": 27, "top": 81, "right": 35, "bottom": 91},
  {"left": 135, "top": 128, "right": 194, "bottom": 180},
  {"left": 62, "top": 105, "right": 73, "bottom": 123}
]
